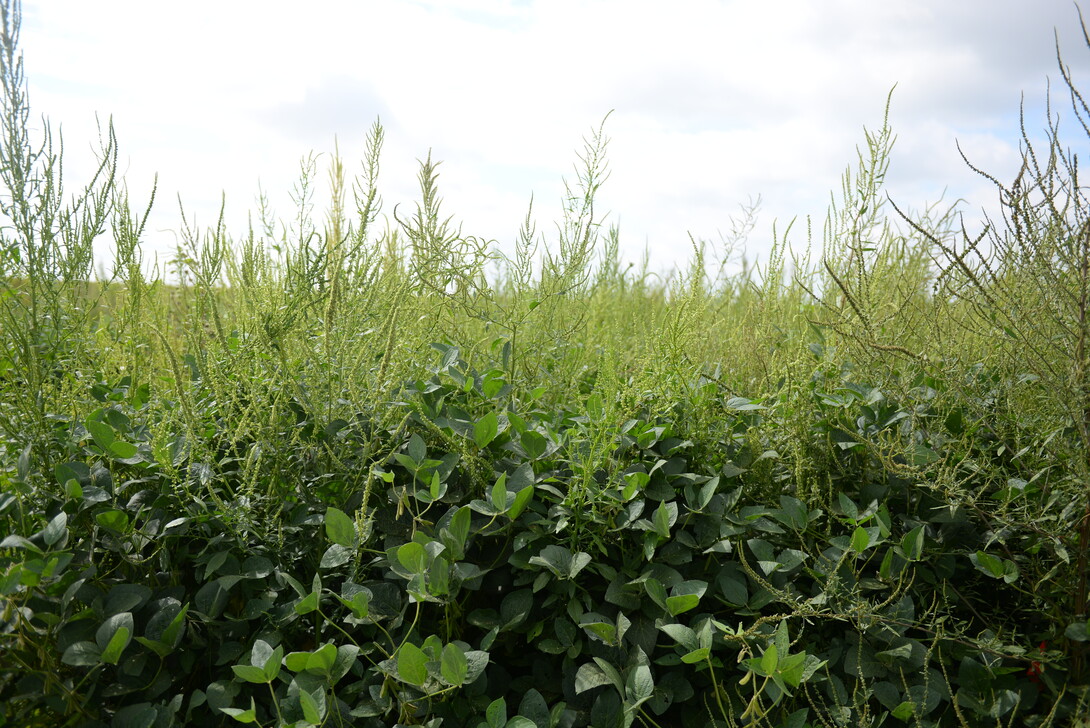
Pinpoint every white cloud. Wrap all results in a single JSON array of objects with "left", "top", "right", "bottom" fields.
[{"left": 15, "top": 0, "right": 1090, "bottom": 275}]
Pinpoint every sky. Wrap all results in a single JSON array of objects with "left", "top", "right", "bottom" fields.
[{"left": 14, "top": 0, "right": 1090, "bottom": 276}]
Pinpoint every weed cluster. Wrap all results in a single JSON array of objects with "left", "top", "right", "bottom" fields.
[{"left": 2, "top": 1, "right": 1090, "bottom": 726}]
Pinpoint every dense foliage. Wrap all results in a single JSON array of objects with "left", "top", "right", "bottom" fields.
[{"left": 2, "top": 1, "right": 1090, "bottom": 726}]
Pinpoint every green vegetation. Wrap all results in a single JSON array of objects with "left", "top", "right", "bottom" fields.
[{"left": 2, "top": 0, "right": 1090, "bottom": 725}]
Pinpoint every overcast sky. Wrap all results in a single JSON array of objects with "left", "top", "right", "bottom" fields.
[{"left": 16, "top": 0, "right": 1090, "bottom": 275}]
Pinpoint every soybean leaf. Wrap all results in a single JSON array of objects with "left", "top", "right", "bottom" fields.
[
  {"left": 522, "top": 430, "right": 547, "bottom": 459},
  {"left": 900, "top": 526, "right": 925, "bottom": 561},
  {"left": 86, "top": 419, "right": 115, "bottom": 450},
  {"left": 760, "top": 644, "right": 779, "bottom": 674},
  {"left": 970, "top": 551, "right": 1005, "bottom": 579},
  {"left": 397, "top": 542, "right": 428, "bottom": 574},
  {"left": 850, "top": 526, "right": 870, "bottom": 553},
  {"left": 397, "top": 642, "right": 428, "bottom": 686},
  {"left": 681, "top": 648, "right": 710, "bottom": 664},
  {"left": 491, "top": 472, "right": 508, "bottom": 512},
  {"left": 231, "top": 665, "right": 268, "bottom": 684},
  {"left": 626, "top": 664, "right": 654, "bottom": 702},
  {"left": 96, "top": 612, "right": 134, "bottom": 653},
  {"left": 95, "top": 509, "right": 129, "bottom": 533},
  {"left": 575, "top": 663, "right": 612, "bottom": 694},
  {"left": 441, "top": 643, "right": 468, "bottom": 686},
  {"left": 407, "top": 433, "right": 426, "bottom": 463},
  {"left": 221, "top": 697, "right": 257, "bottom": 724},
  {"left": 508, "top": 485, "right": 534, "bottom": 520},
  {"left": 310, "top": 643, "right": 337, "bottom": 673},
  {"left": 569, "top": 551, "right": 592, "bottom": 579},
  {"left": 61, "top": 641, "right": 101, "bottom": 666},
  {"left": 299, "top": 691, "right": 323, "bottom": 725},
  {"left": 474, "top": 412, "right": 499, "bottom": 448},
  {"left": 449, "top": 506, "right": 471, "bottom": 553},
  {"left": 324, "top": 507, "right": 356, "bottom": 548},
  {"left": 295, "top": 591, "right": 319, "bottom": 615},
  {"left": 41, "top": 512, "right": 67, "bottom": 547},
  {"left": 320, "top": 544, "right": 352, "bottom": 569},
  {"left": 486, "top": 697, "right": 507, "bottom": 728},
  {"left": 644, "top": 578, "right": 668, "bottom": 611}
]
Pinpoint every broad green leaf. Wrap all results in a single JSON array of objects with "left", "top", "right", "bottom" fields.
[
  {"left": 666, "top": 594, "right": 699, "bottom": 616},
  {"left": 681, "top": 647, "right": 710, "bottom": 664},
  {"left": 1066, "top": 620, "right": 1090, "bottom": 641},
  {"left": 760, "top": 644, "right": 778, "bottom": 674},
  {"left": 397, "top": 542, "right": 428, "bottom": 574},
  {"left": 491, "top": 472, "right": 508, "bottom": 512},
  {"left": 474, "top": 411, "right": 499, "bottom": 448},
  {"left": 221, "top": 698, "right": 257, "bottom": 724},
  {"left": 574, "top": 663, "right": 612, "bottom": 694},
  {"left": 666, "top": 580, "right": 707, "bottom": 616},
  {"left": 777, "top": 652, "right": 809, "bottom": 687},
  {"left": 250, "top": 639, "right": 274, "bottom": 668},
  {"left": 529, "top": 544, "right": 572, "bottom": 578},
  {"left": 231, "top": 665, "right": 268, "bottom": 684},
  {"left": 901, "top": 526, "right": 924, "bottom": 561},
  {"left": 309, "top": 643, "right": 338, "bottom": 673},
  {"left": 506, "top": 719, "right": 537, "bottom": 728},
  {"left": 518, "top": 689, "right": 551, "bottom": 728},
  {"left": 659, "top": 623, "right": 697, "bottom": 651},
  {"left": 320, "top": 544, "right": 352, "bottom": 569},
  {"left": 0, "top": 534, "right": 39, "bottom": 552},
  {"left": 464, "top": 650, "right": 490, "bottom": 684},
  {"left": 441, "top": 643, "right": 468, "bottom": 686},
  {"left": 262, "top": 646, "right": 283, "bottom": 681},
  {"left": 522, "top": 430, "right": 547, "bottom": 459},
  {"left": 581, "top": 620, "right": 616, "bottom": 644},
  {"left": 96, "top": 612, "right": 134, "bottom": 653},
  {"left": 876, "top": 643, "right": 913, "bottom": 663},
  {"left": 134, "top": 636, "right": 172, "bottom": 658},
  {"left": 55, "top": 461, "right": 90, "bottom": 490},
  {"left": 161, "top": 604, "right": 189, "bottom": 647},
  {"left": 644, "top": 578, "right": 668, "bottom": 611},
  {"left": 299, "top": 691, "right": 323, "bottom": 725},
  {"left": 295, "top": 591, "right": 319, "bottom": 615},
  {"left": 850, "top": 526, "right": 870, "bottom": 553},
  {"left": 324, "top": 507, "right": 356, "bottom": 548},
  {"left": 100, "top": 625, "right": 131, "bottom": 665},
  {"left": 970, "top": 551, "right": 1005, "bottom": 578},
  {"left": 61, "top": 641, "right": 101, "bottom": 666},
  {"left": 284, "top": 652, "right": 310, "bottom": 672},
  {"left": 892, "top": 702, "right": 915, "bottom": 720},
  {"left": 397, "top": 642, "right": 428, "bottom": 686},
  {"left": 112, "top": 703, "right": 159, "bottom": 727},
  {"left": 108, "top": 440, "right": 138, "bottom": 459},
  {"left": 508, "top": 485, "right": 534, "bottom": 520},
  {"left": 838, "top": 493, "right": 859, "bottom": 522},
  {"left": 627, "top": 664, "right": 654, "bottom": 702},
  {"left": 332, "top": 644, "right": 360, "bottom": 682},
  {"left": 86, "top": 418, "right": 115, "bottom": 450},
  {"left": 775, "top": 620, "right": 790, "bottom": 658},
  {"left": 407, "top": 433, "right": 426, "bottom": 463},
  {"left": 95, "top": 509, "right": 129, "bottom": 533},
  {"left": 41, "top": 512, "right": 67, "bottom": 547},
  {"left": 652, "top": 501, "right": 677, "bottom": 538},
  {"left": 569, "top": 551, "right": 592, "bottom": 579},
  {"left": 449, "top": 506, "right": 471, "bottom": 552},
  {"left": 486, "top": 696, "right": 507, "bottom": 728},
  {"left": 593, "top": 657, "right": 625, "bottom": 692},
  {"left": 338, "top": 590, "right": 370, "bottom": 619},
  {"left": 64, "top": 479, "right": 82, "bottom": 500}
]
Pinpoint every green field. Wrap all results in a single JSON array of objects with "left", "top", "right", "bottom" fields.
[{"left": 2, "top": 2, "right": 1090, "bottom": 727}]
